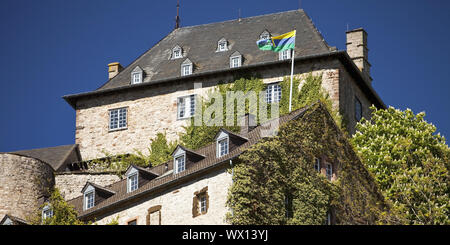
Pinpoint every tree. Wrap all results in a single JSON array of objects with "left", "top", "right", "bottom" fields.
[
  {"left": 30, "top": 188, "right": 86, "bottom": 225},
  {"left": 351, "top": 106, "right": 450, "bottom": 224}
]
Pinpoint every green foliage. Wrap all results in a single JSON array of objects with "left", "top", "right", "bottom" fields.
[
  {"left": 148, "top": 132, "right": 177, "bottom": 166},
  {"left": 227, "top": 103, "right": 385, "bottom": 225},
  {"left": 87, "top": 152, "right": 150, "bottom": 177},
  {"left": 30, "top": 188, "right": 86, "bottom": 225},
  {"left": 351, "top": 106, "right": 450, "bottom": 224}
]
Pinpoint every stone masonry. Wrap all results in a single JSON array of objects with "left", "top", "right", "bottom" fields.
[
  {"left": 0, "top": 154, "right": 54, "bottom": 222},
  {"left": 55, "top": 172, "right": 121, "bottom": 200},
  {"left": 75, "top": 58, "right": 363, "bottom": 161},
  {"left": 94, "top": 168, "right": 232, "bottom": 225}
]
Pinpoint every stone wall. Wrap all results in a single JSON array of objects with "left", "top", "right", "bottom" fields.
[
  {"left": 75, "top": 59, "right": 348, "bottom": 161},
  {"left": 55, "top": 172, "right": 121, "bottom": 200},
  {"left": 0, "top": 153, "right": 54, "bottom": 222},
  {"left": 94, "top": 167, "right": 233, "bottom": 225}
]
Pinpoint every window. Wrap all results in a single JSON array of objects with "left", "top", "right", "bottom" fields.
[
  {"left": 230, "top": 56, "right": 241, "bottom": 68},
  {"left": 355, "top": 97, "right": 362, "bottom": 121},
  {"left": 326, "top": 211, "right": 332, "bottom": 225},
  {"left": 326, "top": 163, "right": 333, "bottom": 180},
  {"left": 200, "top": 195, "right": 207, "bottom": 213},
  {"left": 314, "top": 158, "right": 321, "bottom": 172},
  {"left": 128, "top": 173, "right": 138, "bottom": 193},
  {"left": 175, "top": 155, "right": 185, "bottom": 173},
  {"left": 172, "top": 46, "right": 182, "bottom": 59},
  {"left": 285, "top": 193, "right": 293, "bottom": 218},
  {"left": 177, "top": 94, "right": 196, "bottom": 120},
  {"left": 260, "top": 30, "right": 271, "bottom": 40},
  {"left": 217, "top": 138, "right": 229, "bottom": 157},
  {"left": 279, "top": 49, "right": 291, "bottom": 60},
  {"left": 132, "top": 73, "right": 141, "bottom": 84},
  {"left": 84, "top": 191, "right": 94, "bottom": 210},
  {"left": 217, "top": 38, "right": 228, "bottom": 52},
  {"left": 109, "top": 108, "right": 127, "bottom": 131},
  {"left": 181, "top": 64, "right": 192, "bottom": 76},
  {"left": 127, "top": 219, "right": 137, "bottom": 225},
  {"left": 193, "top": 187, "right": 209, "bottom": 217},
  {"left": 131, "top": 66, "right": 143, "bottom": 84},
  {"left": 42, "top": 205, "right": 53, "bottom": 222},
  {"left": 266, "top": 84, "right": 282, "bottom": 104}
]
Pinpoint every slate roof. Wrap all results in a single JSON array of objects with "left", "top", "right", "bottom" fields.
[
  {"left": 62, "top": 9, "right": 385, "bottom": 109},
  {"left": 0, "top": 214, "right": 29, "bottom": 225},
  {"left": 68, "top": 103, "right": 317, "bottom": 219},
  {"left": 96, "top": 9, "right": 331, "bottom": 91},
  {"left": 7, "top": 144, "right": 82, "bottom": 172}
]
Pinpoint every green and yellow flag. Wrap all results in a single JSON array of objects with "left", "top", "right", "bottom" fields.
[{"left": 256, "top": 30, "right": 296, "bottom": 52}]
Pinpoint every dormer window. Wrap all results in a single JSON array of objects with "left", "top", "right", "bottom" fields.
[
  {"left": 131, "top": 66, "right": 143, "bottom": 84},
  {"left": 84, "top": 190, "right": 95, "bottom": 210},
  {"left": 260, "top": 30, "right": 271, "bottom": 40},
  {"left": 216, "top": 130, "right": 230, "bottom": 157},
  {"left": 42, "top": 205, "right": 53, "bottom": 222},
  {"left": 175, "top": 155, "right": 185, "bottom": 173},
  {"left": 230, "top": 51, "right": 242, "bottom": 68},
  {"left": 279, "top": 49, "right": 291, "bottom": 61},
  {"left": 181, "top": 58, "right": 193, "bottom": 76},
  {"left": 217, "top": 38, "right": 228, "bottom": 52},
  {"left": 172, "top": 45, "right": 183, "bottom": 59},
  {"left": 128, "top": 172, "right": 138, "bottom": 193}
]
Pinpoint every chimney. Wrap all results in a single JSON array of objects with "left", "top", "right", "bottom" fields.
[
  {"left": 108, "top": 62, "right": 123, "bottom": 79},
  {"left": 346, "top": 28, "right": 372, "bottom": 83},
  {"left": 239, "top": 113, "right": 257, "bottom": 135}
]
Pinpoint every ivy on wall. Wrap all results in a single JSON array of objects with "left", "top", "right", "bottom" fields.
[{"left": 226, "top": 103, "right": 386, "bottom": 225}]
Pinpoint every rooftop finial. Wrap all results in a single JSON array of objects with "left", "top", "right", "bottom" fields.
[{"left": 175, "top": 0, "right": 180, "bottom": 29}]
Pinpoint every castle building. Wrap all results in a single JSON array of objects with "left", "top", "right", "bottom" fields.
[
  {"left": 62, "top": 9, "right": 384, "bottom": 161},
  {"left": 1, "top": 9, "right": 386, "bottom": 225}
]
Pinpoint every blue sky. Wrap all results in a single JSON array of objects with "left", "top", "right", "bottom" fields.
[{"left": 1, "top": 0, "right": 449, "bottom": 152}]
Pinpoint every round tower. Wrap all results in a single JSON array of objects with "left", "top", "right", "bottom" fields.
[{"left": 0, "top": 153, "right": 54, "bottom": 222}]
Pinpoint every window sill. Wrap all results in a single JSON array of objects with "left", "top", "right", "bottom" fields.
[{"left": 108, "top": 127, "right": 128, "bottom": 133}]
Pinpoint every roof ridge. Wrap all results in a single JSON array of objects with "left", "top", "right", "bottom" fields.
[{"left": 177, "top": 9, "right": 304, "bottom": 30}]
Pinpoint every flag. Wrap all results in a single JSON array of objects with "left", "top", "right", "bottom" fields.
[{"left": 256, "top": 30, "right": 296, "bottom": 52}]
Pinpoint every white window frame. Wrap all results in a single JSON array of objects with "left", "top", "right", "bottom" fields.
[
  {"left": 172, "top": 46, "right": 183, "bottom": 59},
  {"left": 131, "top": 72, "right": 142, "bottom": 84},
  {"left": 177, "top": 94, "right": 196, "bottom": 120},
  {"left": 84, "top": 191, "right": 95, "bottom": 210},
  {"left": 127, "top": 172, "right": 139, "bottom": 193},
  {"left": 266, "top": 83, "right": 282, "bottom": 104},
  {"left": 218, "top": 39, "right": 228, "bottom": 52},
  {"left": 217, "top": 137, "right": 229, "bottom": 157},
  {"left": 109, "top": 107, "right": 127, "bottom": 131},
  {"left": 200, "top": 195, "right": 207, "bottom": 213},
  {"left": 181, "top": 63, "right": 192, "bottom": 76},
  {"left": 326, "top": 163, "right": 333, "bottom": 180},
  {"left": 314, "top": 158, "right": 321, "bottom": 172},
  {"left": 279, "top": 49, "right": 291, "bottom": 61},
  {"left": 260, "top": 31, "right": 271, "bottom": 40},
  {"left": 230, "top": 56, "right": 241, "bottom": 68},
  {"left": 42, "top": 205, "right": 53, "bottom": 222},
  {"left": 174, "top": 154, "right": 186, "bottom": 174}
]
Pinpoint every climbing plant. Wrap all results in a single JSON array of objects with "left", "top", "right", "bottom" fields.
[
  {"left": 29, "top": 188, "right": 86, "bottom": 225},
  {"left": 226, "top": 103, "right": 386, "bottom": 225}
]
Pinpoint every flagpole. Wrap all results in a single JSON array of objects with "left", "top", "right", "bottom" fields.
[{"left": 289, "top": 48, "right": 295, "bottom": 113}]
